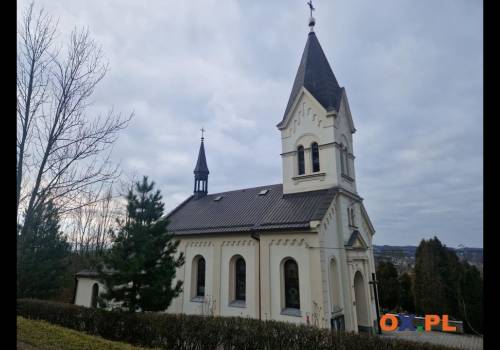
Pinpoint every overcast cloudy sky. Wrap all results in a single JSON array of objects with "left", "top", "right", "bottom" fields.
[{"left": 18, "top": 0, "right": 483, "bottom": 248}]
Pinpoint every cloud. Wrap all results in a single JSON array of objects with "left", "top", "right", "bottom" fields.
[{"left": 17, "top": 0, "right": 482, "bottom": 248}]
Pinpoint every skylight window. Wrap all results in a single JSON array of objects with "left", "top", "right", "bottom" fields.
[
  {"left": 258, "top": 189, "right": 269, "bottom": 196},
  {"left": 214, "top": 196, "right": 223, "bottom": 201}
]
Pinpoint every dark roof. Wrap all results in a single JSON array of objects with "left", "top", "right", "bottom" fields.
[
  {"left": 75, "top": 267, "right": 115, "bottom": 278},
  {"left": 166, "top": 184, "right": 338, "bottom": 235},
  {"left": 75, "top": 270, "right": 99, "bottom": 278},
  {"left": 279, "top": 31, "right": 343, "bottom": 127},
  {"left": 194, "top": 139, "right": 209, "bottom": 175}
]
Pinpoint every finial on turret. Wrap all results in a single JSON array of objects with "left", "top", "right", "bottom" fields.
[
  {"left": 307, "top": 0, "right": 316, "bottom": 31},
  {"left": 200, "top": 127, "right": 205, "bottom": 141}
]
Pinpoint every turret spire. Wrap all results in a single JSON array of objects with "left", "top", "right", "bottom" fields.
[{"left": 193, "top": 130, "right": 209, "bottom": 199}]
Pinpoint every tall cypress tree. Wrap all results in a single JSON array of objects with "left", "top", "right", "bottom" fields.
[
  {"left": 460, "top": 262, "right": 483, "bottom": 334},
  {"left": 398, "top": 272, "right": 415, "bottom": 314},
  {"left": 17, "top": 201, "right": 70, "bottom": 299},
  {"left": 376, "top": 260, "right": 400, "bottom": 311},
  {"left": 414, "top": 237, "right": 449, "bottom": 315},
  {"left": 98, "top": 176, "right": 185, "bottom": 312}
]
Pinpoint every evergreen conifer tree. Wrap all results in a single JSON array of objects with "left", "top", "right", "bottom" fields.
[
  {"left": 414, "top": 237, "right": 449, "bottom": 315},
  {"left": 98, "top": 176, "right": 185, "bottom": 312},
  {"left": 460, "top": 261, "right": 483, "bottom": 334},
  {"left": 414, "top": 236, "right": 483, "bottom": 334},
  {"left": 398, "top": 272, "right": 415, "bottom": 313},
  {"left": 17, "top": 201, "right": 70, "bottom": 299},
  {"left": 376, "top": 260, "right": 400, "bottom": 311}
]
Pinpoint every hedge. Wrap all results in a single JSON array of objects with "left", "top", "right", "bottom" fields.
[
  {"left": 17, "top": 299, "right": 458, "bottom": 350},
  {"left": 17, "top": 316, "right": 153, "bottom": 350}
]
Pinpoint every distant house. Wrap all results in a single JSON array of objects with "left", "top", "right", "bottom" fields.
[{"left": 75, "top": 16, "right": 378, "bottom": 334}]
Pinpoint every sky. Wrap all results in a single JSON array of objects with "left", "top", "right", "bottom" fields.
[{"left": 17, "top": 0, "right": 483, "bottom": 248}]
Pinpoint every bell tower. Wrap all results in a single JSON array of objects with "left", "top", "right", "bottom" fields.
[{"left": 277, "top": 10, "right": 357, "bottom": 195}]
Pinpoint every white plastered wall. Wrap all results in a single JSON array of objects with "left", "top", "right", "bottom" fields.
[
  {"left": 315, "top": 191, "right": 377, "bottom": 333},
  {"left": 74, "top": 277, "right": 105, "bottom": 307},
  {"left": 280, "top": 87, "right": 357, "bottom": 195},
  {"left": 72, "top": 226, "right": 376, "bottom": 332}
]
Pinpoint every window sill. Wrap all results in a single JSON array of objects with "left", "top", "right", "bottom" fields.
[
  {"left": 229, "top": 300, "right": 246, "bottom": 308},
  {"left": 292, "top": 172, "right": 326, "bottom": 182},
  {"left": 281, "top": 308, "right": 302, "bottom": 317},
  {"left": 190, "top": 296, "right": 204, "bottom": 303},
  {"left": 341, "top": 174, "right": 354, "bottom": 182}
]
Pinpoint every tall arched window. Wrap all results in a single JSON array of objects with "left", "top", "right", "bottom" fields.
[
  {"left": 311, "top": 142, "right": 320, "bottom": 172},
  {"left": 195, "top": 256, "right": 206, "bottom": 297},
  {"left": 297, "top": 146, "right": 305, "bottom": 175},
  {"left": 91, "top": 283, "right": 99, "bottom": 308},
  {"left": 235, "top": 257, "right": 246, "bottom": 301},
  {"left": 284, "top": 259, "right": 300, "bottom": 309}
]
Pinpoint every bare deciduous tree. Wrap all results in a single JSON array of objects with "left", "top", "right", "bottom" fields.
[
  {"left": 17, "top": 2, "right": 132, "bottom": 232},
  {"left": 65, "top": 181, "right": 125, "bottom": 255}
]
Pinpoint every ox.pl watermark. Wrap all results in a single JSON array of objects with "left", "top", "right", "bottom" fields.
[{"left": 380, "top": 314, "right": 457, "bottom": 332}]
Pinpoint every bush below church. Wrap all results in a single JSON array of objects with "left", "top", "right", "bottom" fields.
[{"left": 18, "top": 299, "right": 458, "bottom": 350}]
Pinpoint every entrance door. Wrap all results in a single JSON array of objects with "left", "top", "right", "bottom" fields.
[{"left": 354, "top": 271, "right": 369, "bottom": 332}]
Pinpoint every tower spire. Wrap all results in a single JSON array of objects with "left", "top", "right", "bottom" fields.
[
  {"left": 277, "top": 21, "right": 343, "bottom": 128},
  {"left": 193, "top": 131, "right": 209, "bottom": 199}
]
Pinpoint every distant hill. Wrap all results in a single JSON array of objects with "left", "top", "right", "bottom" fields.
[{"left": 373, "top": 245, "right": 483, "bottom": 274}]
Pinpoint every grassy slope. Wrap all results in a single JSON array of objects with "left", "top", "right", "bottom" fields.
[{"left": 17, "top": 316, "right": 157, "bottom": 350}]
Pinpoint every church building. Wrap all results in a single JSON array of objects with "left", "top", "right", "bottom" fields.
[{"left": 74, "top": 13, "right": 378, "bottom": 333}]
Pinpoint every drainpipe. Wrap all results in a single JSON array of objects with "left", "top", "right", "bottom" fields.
[
  {"left": 250, "top": 231, "right": 261, "bottom": 320},
  {"left": 71, "top": 275, "right": 78, "bottom": 304}
]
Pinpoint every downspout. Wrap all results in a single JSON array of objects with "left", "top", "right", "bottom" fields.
[
  {"left": 250, "top": 232, "right": 261, "bottom": 320},
  {"left": 71, "top": 275, "right": 78, "bottom": 304}
]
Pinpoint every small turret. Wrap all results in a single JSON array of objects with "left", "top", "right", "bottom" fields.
[{"left": 193, "top": 131, "right": 209, "bottom": 199}]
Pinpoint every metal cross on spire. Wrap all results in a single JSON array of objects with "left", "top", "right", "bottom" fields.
[
  {"left": 307, "top": 0, "right": 315, "bottom": 18},
  {"left": 200, "top": 127, "right": 205, "bottom": 140},
  {"left": 307, "top": 1, "right": 316, "bottom": 30}
]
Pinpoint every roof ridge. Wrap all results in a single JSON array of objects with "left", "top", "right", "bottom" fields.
[{"left": 205, "top": 183, "right": 283, "bottom": 197}]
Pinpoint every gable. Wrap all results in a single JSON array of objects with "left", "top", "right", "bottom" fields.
[
  {"left": 345, "top": 230, "right": 368, "bottom": 250},
  {"left": 277, "top": 87, "right": 331, "bottom": 132}
]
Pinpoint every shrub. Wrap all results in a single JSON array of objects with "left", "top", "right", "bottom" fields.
[{"left": 17, "top": 299, "right": 458, "bottom": 350}]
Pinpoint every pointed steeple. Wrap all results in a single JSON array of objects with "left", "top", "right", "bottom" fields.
[
  {"left": 193, "top": 132, "right": 209, "bottom": 199},
  {"left": 194, "top": 139, "right": 209, "bottom": 175},
  {"left": 278, "top": 28, "right": 343, "bottom": 126}
]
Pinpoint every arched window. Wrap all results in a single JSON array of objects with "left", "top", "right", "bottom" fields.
[
  {"left": 297, "top": 146, "right": 305, "bottom": 175},
  {"left": 234, "top": 257, "right": 246, "bottom": 301},
  {"left": 284, "top": 259, "right": 300, "bottom": 309},
  {"left": 311, "top": 142, "right": 320, "bottom": 172},
  {"left": 195, "top": 256, "right": 206, "bottom": 297},
  {"left": 91, "top": 283, "right": 99, "bottom": 308}
]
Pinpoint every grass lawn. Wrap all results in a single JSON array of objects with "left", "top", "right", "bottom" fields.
[{"left": 17, "top": 316, "right": 157, "bottom": 350}]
